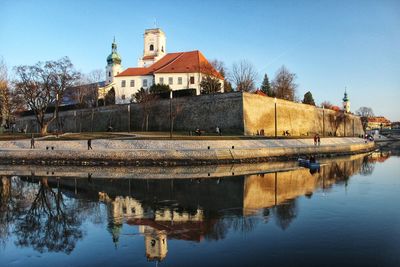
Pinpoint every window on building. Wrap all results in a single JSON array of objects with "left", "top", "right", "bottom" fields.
[
  {"left": 178, "top": 77, "right": 183, "bottom": 85},
  {"left": 121, "top": 94, "right": 126, "bottom": 100},
  {"left": 121, "top": 80, "right": 126, "bottom": 87},
  {"left": 161, "top": 46, "right": 164, "bottom": 52},
  {"left": 143, "top": 79, "right": 148, "bottom": 87},
  {"left": 108, "top": 71, "right": 111, "bottom": 77},
  {"left": 130, "top": 80, "right": 135, "bottom": 87},
  {"left": 159, "top": 77, "right": 164, "bottom": 84},
  {"left": 190, "top": 76, "right": 195, "bottom": 84},
  {"left": 149, "top": 44, "right": 154, "bottom": 51},
  {"left": 169, "top": 77, "right": 173, "bottom": 85}
]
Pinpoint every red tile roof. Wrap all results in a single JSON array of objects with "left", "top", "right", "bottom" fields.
[
  {"left": 254, "top": 89, "right": 267, "bottom": 96},
  {"left": 116, "top": 67, "right": 151, "bottom": 76},
  {"left": 116, "top": 50, "right": 223, "bottom": 79},
  {"left": 368, "top": 116, "right": 391, "bottom": 123},
  {"left": 142, "top": 55, "right": 155, "bottom": 60}
]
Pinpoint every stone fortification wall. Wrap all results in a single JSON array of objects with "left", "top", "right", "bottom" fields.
[
  {"left": 15, "top": 92, "right": 243, "bottom": 134},
  {"left": 243, "top": 93, "right": 364, "bottom": 136},
  {"left": 130, "top": 92, "right": 243, "bottom": 133},
  {"left": 15, "top": 92, "right": 363, "bottom": 136}
]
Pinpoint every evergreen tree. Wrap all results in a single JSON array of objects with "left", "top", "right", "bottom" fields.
[
  {"left": 260, "top": 73, "right": 274, "bottom": 96},
  {"left": 149, "top": 83, "right": 171, "bottom": 94},
  {"left": 200, "top": 76, "right": 222, "bottom": 94},
  {"left": 302, "top": 91, "right": 315, "bottom": 106}
]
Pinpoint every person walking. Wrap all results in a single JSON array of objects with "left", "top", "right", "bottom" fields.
[
  {"left": 87, "top": 139, "right": 92, "bottom": 150},
  {"left": 317, "top": 135, "right": 321, "bottom": 146},
  {"left": 30, "top": 135, "right": 35, "bottom": 149},
  {"left": 314, "top": 134, "right": 318, "bottom": 146}
]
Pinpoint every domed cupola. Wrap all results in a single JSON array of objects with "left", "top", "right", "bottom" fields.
[{"left": 107, "top": 38, "right": 122, "bottom": 65}]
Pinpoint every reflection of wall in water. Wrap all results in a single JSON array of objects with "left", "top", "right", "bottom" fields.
[{"left": 243, "top": 154, "right": 366, "bottom": 215}]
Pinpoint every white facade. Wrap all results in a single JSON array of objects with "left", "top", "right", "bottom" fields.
[
  {"left": 114, "top": 72, "right": 224, "bottom": 104},
  {"left": 106, "top": 63, "right": 122, "bottom": 85},
  {"left": 114, "top": 75, "right": 153, "bottom": 104},
  {"left": 138, "top": 28, "right": 166, "bottom": 67}
]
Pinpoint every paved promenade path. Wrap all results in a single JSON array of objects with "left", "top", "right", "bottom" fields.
[{"left": 0, "top": 137, "right": 374, "bottom": 166}]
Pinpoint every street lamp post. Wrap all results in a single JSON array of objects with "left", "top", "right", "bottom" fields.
[
  {"left": 322, "top": 106, "right": 325, "bottom": 137},
  {"left": 169, "top": 90, "right": 173, "bottom": 139},
  {"left": 274, "top": 97, "right": 277, "bottom": 138},
  {"left": 344, "top": 113, "right": 346, "bottom": 137},
  {"left": 56, "top": 93, "right": 60, "bottom": 132},
  {"left": 128, "top": 104, "right": 131, "bottom": 132}
]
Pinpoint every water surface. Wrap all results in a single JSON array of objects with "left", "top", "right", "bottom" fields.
[{"left": 0, "top": 151, "right": 399, "bottom": 267}]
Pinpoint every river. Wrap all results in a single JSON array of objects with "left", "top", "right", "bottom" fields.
[{"left": 0, "top": 150, "right": 399, "bottom": 267}]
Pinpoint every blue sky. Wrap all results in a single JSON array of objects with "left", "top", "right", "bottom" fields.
[{"left": 1, "top": 0, "right": 399, "bottom": 120}]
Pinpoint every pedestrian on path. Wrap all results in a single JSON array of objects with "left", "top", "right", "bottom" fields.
[
  {"left": 87, "top": 139, "right": 92, "bottom": 150},
  {"left": 30, "top": 135, "right": 35, "bottom": 149},
  {"left": 314, "top": 134, "right": 318, "bottom": 146},
  {"left": 317, "top": 135, "right": 321, "bottom": 146}
]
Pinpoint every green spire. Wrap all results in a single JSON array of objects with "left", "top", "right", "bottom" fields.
[
  {"left": 107, "top": 37, "right": 121, "bottom": 65},
  {"left": 343, "top": 88, "right": 349, "bottom": 102}
]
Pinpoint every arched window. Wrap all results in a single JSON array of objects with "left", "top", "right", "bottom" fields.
[
  {"left": 108, "top": 71, "right": 111, "bottom": 77},
  {"left": 161, "top": 46, "right": 164, "bottom": 52},
  {"left": 149, "top": 44, "right": 154, "bottom": 51}
]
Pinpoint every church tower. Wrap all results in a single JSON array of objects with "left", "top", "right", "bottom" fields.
[
  {"left": 106, "top": 38, "right": 122, "bottom": 85},
  {"left": 138, "top": 28, "right": 166, "bottom": 67},
  {"left": 342, "top": 89, "right": 350, "bottom": 113}
]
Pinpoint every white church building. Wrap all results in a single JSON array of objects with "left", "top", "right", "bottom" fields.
[{"left": 99, "top": 28, "right": 224, "bottom": 104}]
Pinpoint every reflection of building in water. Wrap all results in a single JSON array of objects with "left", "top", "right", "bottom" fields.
[
  {"left": 99, "top": 192, "right": 203, "bottom": 262},
  {"left": 369, "top": 151, "right": 391, "bottom": 163},
  {"left": 141, "top": 226, "right": 168, "bottom": 262}
]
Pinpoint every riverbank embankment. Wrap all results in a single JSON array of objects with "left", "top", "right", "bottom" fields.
[{"left": 0, "top": 137, "right": 374, "bottom": 166}]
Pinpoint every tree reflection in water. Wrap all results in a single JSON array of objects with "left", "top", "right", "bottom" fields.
[
  {"left": 0, "top": 176, "right": 30, "bottom": 248},
  {"left": 273, "top": 199, "right": 298, "bottom": 230},
  {"left": 13, "top": 177, "right": 83, "bottom": 254},
  {"left": 360, "top": 157, "right": 375, "bottom": 176}
]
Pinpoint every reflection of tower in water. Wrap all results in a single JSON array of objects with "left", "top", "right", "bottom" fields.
[
  {"left": 99, "top": 191, "right": 203, "bottom": 262},
  {"left": 141, "top": 226, "right": 168, "bottom": 262},
  {"left": 100, "top": 193, "right": 146, "bottom": 246}
]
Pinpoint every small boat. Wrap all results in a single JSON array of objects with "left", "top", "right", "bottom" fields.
[{"left": 298, "top": 157, "right": 320, "bottom": 169}]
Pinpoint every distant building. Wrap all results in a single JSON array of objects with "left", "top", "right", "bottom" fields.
[
  {"left": 98, "top": 28, "right": 224, "bottom": 105},
  {"left": 367, "top": 116, "right": 391, "bottom": 130},
  {"left": 342, "top": 89, "right": 350, "bottom": 113},
  {"left": 391, "top": 121, "right": 400, "bottom": 129}
]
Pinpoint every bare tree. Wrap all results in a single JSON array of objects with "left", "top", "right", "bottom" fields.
[
  {"left": 13, "top": 57, "right": 80, "bottom": 135},
  {"left": 0, "top": 58, "right": 11, "bottom": 127},
  {"left": 320, "top": 101, "right": 333, "bottom": 109},
  {"left": 356, "top": 106, "right": 374, "bottom": 131},
  {"left": 87, "top": 69, "right": 104, "bottom": 84},
  {"left": 231, "top": 60, "right": 258, "bottom": 92},
  {"left": 211, "top": 59, "right": 233, "bottom": 92},
  {"left": 271, "top": 65, "right": 297, "bottom": 101},
  {"left": 135, "top": 88, "right": 157, "bottom": 131},
  {"left": 64, "top": 69, "right": 104, "bottom": 108},
  {"left": 356, "top": 107, "right": 374, "bottom": 118},
  {"left": 328, "top": 111, "right": 346, "bottom": 136}
]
